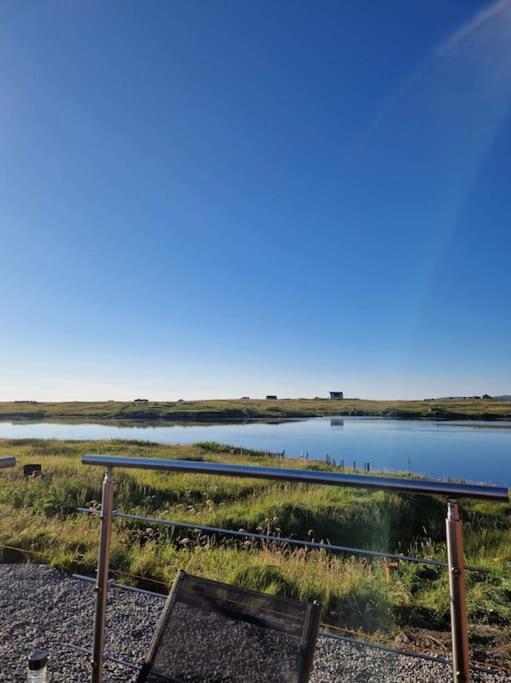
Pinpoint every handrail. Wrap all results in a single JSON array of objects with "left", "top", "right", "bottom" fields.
[
  {"left": 0, "top": 456, "right": 16, "bottom": 469},
  {"left": 82, "top": 454, "right": 509, "bottom": 501},
  {"left": 82, "top": 453, "right": 509, "bottom": 683}
]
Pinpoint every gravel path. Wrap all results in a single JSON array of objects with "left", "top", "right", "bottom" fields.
[{"left": 0, "top": 564, "right": 509, "bottom": 682}]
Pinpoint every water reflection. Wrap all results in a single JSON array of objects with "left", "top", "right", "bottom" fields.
[{"left": 0, "top": 416, "right": 509, "bottom": 486}]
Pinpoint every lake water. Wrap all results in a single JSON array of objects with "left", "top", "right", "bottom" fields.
[{"left": 0, "top": 417, "right": 510, "bottom": 487}]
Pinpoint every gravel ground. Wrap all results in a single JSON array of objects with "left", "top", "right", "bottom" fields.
[{"left": 0, "top": 564, "right": 509, "bottom": 682}]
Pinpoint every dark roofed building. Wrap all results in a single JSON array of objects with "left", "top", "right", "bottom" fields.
[
  {"left": 265, "top": 395, "right": 277, "bottom": 400},
  {"left": 330, "top": 391, "right": 343, "bottom": 400}
]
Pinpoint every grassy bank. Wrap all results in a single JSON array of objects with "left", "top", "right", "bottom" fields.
[
  {"left": 0, "top": 438, "right": 510, "bottom": 666},
  {"left": 1, "top": 397, "right": 511, "bottom": 421}
]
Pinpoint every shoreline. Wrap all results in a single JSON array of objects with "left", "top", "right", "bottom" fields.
[
  {"left": 1, "top": 414, "right": 511, "bottom": 428},
  {"left": 1, "top": 398, "right": 511, "bottom": 423}
]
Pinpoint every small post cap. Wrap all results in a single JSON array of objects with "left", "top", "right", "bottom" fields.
[{"left": 28, "top": 649, "right": 48, "bottom": 670}]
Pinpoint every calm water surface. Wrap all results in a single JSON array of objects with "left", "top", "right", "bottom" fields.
[{"left": 0, "top": 417, "right": 510, "bottom": 487}]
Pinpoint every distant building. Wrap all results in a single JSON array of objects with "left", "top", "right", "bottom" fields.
[
  {"left": 265, "top": 395, "right": 277, "bottom": 400},
  {"left": 134, "top": 398, "right": 148, "bottom": 403},
  {"left": 330, "top": 391, "right": 343, "bottom": 400}
]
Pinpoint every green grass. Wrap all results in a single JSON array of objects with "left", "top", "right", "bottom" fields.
[
  {"left": 1, "top": 397, "right": 511, "bottom": 421},
  {"left": 0, "top": 438, "right": 510, "bottom": 657}
]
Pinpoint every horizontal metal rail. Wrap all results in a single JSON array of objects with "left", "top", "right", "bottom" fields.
[
  {"left": 69, "top": 644, "right": 142, "bottom": 672},
  {"left": 321, "top": 631, "right": 497, "bottom": 676},
  {"left": 82, "top": 454, "right": 509, "bottom": 683},
  {"left": 82, "top": 455, "right": 509, "bottom": 501},
  {"left": 72, "top": 573, "right": 166, "bottom": 599},
  {"left": 77, "top": 506, "right": 488, "bottom": 573},
  {"left": 0, "top": 456, "right": 16, "bottom": 469}
]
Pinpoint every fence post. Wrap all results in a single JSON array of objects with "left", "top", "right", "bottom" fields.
[
  {"left": 446, "top": 499, "right": 471, "bottom": 682},
  {"left": 91, "top": 467, "right": 114, "bottom": 683}
]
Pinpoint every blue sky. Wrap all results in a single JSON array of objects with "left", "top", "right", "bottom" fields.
[{"left": 1, "top": 1, "right": 511, "bottom": 401}]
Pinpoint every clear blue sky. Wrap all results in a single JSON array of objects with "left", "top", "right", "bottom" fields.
[{"left": 1, "top": 1, "right": 511, "bottom": 401}]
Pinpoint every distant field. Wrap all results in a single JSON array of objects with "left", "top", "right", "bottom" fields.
[{"left": 1, "top": 397, "right": 511, "bottom": 421}]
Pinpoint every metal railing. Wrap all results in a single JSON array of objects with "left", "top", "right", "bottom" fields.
[
  {"left": 81, "top": 454, "right": 509, "bottom": 683},
  {"left": 0, "top": 456, "right": 16, "bottom": 469}
]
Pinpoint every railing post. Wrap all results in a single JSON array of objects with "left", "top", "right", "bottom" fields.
[
  {"left": 91, "top": 467, "right": 114, "bottom": 683},
  {"left": 446, "top": 499, "right": 471, "bottom": 682}
]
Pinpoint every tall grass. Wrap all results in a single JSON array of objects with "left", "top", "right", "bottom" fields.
[{"left": 0, "top": 438, "right": 510, "bottom": 646}]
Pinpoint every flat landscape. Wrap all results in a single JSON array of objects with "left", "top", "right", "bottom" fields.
[
  {"left": 1, "top": 438, "right": 510, "bottom": 671},
  {"left": 4, "top": 2, "right": 511, "bottom": 680},
  {"left": 1, "top": 397, "right": 511, "bottom": 421}
]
